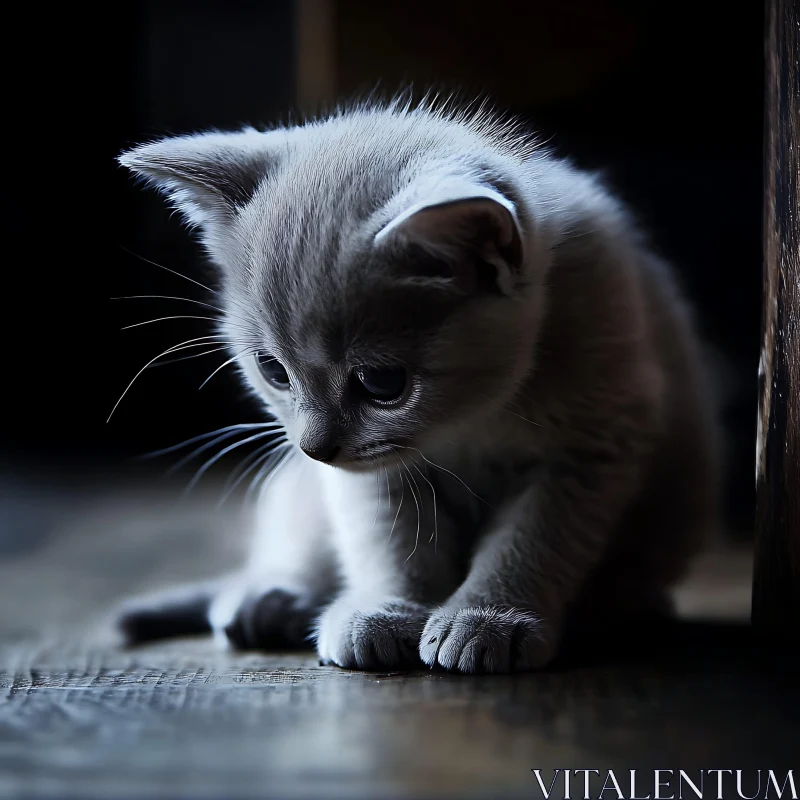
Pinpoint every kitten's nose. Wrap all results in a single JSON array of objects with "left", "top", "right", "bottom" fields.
[{"left": 300, "top": 443, "right": 341, "bottom": 463}]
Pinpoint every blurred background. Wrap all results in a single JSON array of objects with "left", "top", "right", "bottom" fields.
[{"left": 7, "top": 0, "right": 762, "bottom": 538}]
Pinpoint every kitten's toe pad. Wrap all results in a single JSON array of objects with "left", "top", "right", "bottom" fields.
[
  {"left": 420, "top": 605, "right": 552, "bottom": 673},
  {"left": 222, "top": 588, "right": 318, "bottom": 651},
  {"left": 316, "top": 598, "right": 428, "bottom": 670}
]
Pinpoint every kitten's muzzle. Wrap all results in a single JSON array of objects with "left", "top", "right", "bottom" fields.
[{"left": 300, "top": 443, "right": 341, "bottom": 463}]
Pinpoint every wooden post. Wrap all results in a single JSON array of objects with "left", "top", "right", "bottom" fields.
[
  {"left": 753, "top": 0, "right": 800, "bottom": 635},
  {"left": 295, "top": 0, "right": 337, "bottom": 115}
]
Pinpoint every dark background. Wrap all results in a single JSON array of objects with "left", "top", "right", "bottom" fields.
[{"left": 9, "top": 0, "right": 763, "bottom": 537}]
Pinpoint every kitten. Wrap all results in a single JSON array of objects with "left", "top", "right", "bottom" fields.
[{"left": 116, "top": 99, "right": 719, "bottom": 673}]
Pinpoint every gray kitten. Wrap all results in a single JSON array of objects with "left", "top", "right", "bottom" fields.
[{"left": 116, "top": 99, "right": 719, "bottom": 673}]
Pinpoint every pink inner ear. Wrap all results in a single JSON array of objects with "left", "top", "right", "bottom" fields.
[
  {"left": 388, "top": 196, "right": 523, "bottom": 276},
  {"left": 385, "top": 206, "right": 522, "bottom": 296}
]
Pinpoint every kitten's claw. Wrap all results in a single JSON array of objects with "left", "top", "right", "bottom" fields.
[
  {"left": 419, "top": 605, "right": 552, "bottom": 673},
  {"left": 222, "top": 588, "right": 318, "bottom": 651},
  {"left": 316, "top": 597, "right": 428, "bottom": 670}
]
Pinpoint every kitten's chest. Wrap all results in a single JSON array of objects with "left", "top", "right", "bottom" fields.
[
  {"left": 422, "top": 442, "right": 542, "bottom": 529},
  {"left": 319, "top": 429, "right": 541, "bottom": 537}
]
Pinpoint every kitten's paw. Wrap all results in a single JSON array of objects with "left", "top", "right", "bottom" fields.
[
  {"left": 420, "top": 605, "right": 553, "bottom": 673},
  {"left": 115, "top": 584, "right": 214, "bottom": 645},
  {"left": 316, "top": 597, "right": 428, "bottom": 671},
  {"left": 220, "top": 588, "right": 319, "bottom": 650}
]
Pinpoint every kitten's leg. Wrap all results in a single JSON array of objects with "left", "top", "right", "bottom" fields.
[
  {"left": 315, "top": 465, "right": 462, "bottom": 671},
  {"left": 420, "top": 450, "right": 645, "bottom": 673},
  {"left": 210, "top": 451, "right": 339, "bottom": 650}
]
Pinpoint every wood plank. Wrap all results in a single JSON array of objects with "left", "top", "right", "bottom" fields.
[
  {"left": 754, "top": 0, "right": 800, "bottom": 634},
  {"left": 1, "top": 629, "right": 798, "bottom": 800},
  {"left": 295, "top": 0, "right": 337, "bottom": 114},
  {"left": 0, "top": 479, "right": 790, "bottom": 799}
]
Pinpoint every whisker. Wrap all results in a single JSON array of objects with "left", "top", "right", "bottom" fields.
[
  {"left": 198, "top": 347, "right": 257, "bottom": 390},
  {"left": 122, "top": 315, "right": 235, "bottom": 331},
  {"left": 223, "top": 435, "right": 285, "bottom": 489},
  {"left": 404, "top": 458, "right": 424, "bottom": 516},
  {"left": 137, "top": 422, "right": 280, "bottom": 460},
  {"left": 500, "top": 406, "right": 542, "bottom": 427},
  {"left": 167, "top": 425, "right": 283, "bottom": 477},
  {"left": 111, "top": 294, "right": 228, "bottom": 315},
  {"left": 118, "top": 245, "right": 217, "bottom": 294},
  {"left": 393, "top": 444, "right": 491, "bottom": 507},
  {"left": 216, "top": 438, "right": 287, "bottom": 508},
  {"left": 246, "top": 444, "right": 293, "bottom": 505},
  {"left": 478, "top": 391, "right": 542, "bottom": 428},
  {"left": 389, "top": 465, "right": 405, "bottom": 541},
  {"left": 411, "top": 461, "right": 438, "bottom": 550},
  {"left": 396, "top": 455, "right": 421, "bottom": 563},
  {"left": 110, "top": 295, "right": 255, "bottom": 328},
  {"left": 147, "top": 345, "right": 231, "bottom": 368},
  {"left": 184, "top": 430, "right": 279, "bottom": 495},
  {"left": 371, "top": 468, "right": 382, "bottom": 532},
  {"left": 107, "top": 337, "right": 244, "bottom": 422}
]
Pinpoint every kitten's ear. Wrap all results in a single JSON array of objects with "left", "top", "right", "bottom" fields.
[
  {"left": 374, "top": 182, "right": 524, "bottom": 295},
  {"left": 118, "top": 129, "right": 280, "bottom": 231}
]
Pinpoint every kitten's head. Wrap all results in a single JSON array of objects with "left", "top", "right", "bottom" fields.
[{"left": 120, "top": 105, "right": 547, "bottom": 469}]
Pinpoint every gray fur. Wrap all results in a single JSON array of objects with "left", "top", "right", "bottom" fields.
[{"left": 118, "top": 98, "right": 719, "bottom": 672}]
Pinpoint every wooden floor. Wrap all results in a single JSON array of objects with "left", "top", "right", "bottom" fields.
[{"left": 0, "top": 477, "right": 797, "bottom": 799}]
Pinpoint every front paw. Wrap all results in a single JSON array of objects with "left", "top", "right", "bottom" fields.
[
  {"left": 419, "top": 605, "right": 553, "bottom": 673},
  {"left": 316, "top": 597, "right": 428, "bottom": 671},
  {"left": 212, "top": 587, "right": 319, "bottom": 651}
]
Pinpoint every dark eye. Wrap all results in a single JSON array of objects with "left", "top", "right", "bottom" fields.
[
  {"left": 354, "top": 365, "right": 407, "bottom": 402},
  {"left": 256, "top": 352, "right": 290, "bottom": 389}
]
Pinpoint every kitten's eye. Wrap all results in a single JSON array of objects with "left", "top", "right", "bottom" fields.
[
  {"left": 354, "top": 365, "right": 407, "bottom": 403},
  {"left": 256, "top": 352, "right": 290, "bottom": 389}
]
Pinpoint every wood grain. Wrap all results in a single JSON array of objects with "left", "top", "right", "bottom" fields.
[
  {"left": 753, "top": 0, "right": 800, "bottom": 634},
  {"left": 2, "top": 628, "right": 798, "bottom": 800},
  {"left": 0, "top": 479, "right": 795, "bottom": 799}
]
